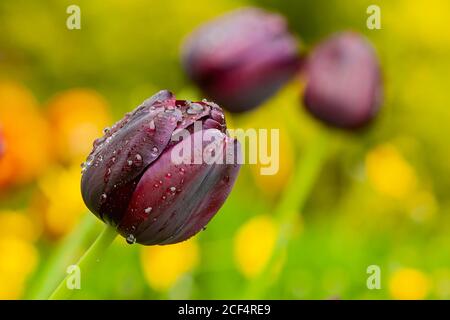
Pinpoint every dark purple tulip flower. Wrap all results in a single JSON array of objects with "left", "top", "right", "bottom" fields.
[
  {"left": 303, "top": 32, "right": 383, "bottom": 129},
  {"left": 81, "top": 90, "right": 241, "bottom": 245},
  {"left": 181, "top": 7, "right": 301, "bottom": 113}
]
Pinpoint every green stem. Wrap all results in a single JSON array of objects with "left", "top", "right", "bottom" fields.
[
  {"left": 243, "top": 130, "right": 329, "bottom": 299},
  {"left": 49, "top": 224, "right": 117, "bottom": 300},
  {"left": 27, "top": 213, "right": 99, "bottom": 299}
]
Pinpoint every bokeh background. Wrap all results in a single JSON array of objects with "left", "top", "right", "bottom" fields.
[{"left": 1, "top": 0, "right": 450, "bottom": 299}]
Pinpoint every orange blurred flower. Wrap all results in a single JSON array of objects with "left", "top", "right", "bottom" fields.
[
  {"left": 0, "top": 81, "right": 51, "bottom": 189},
  {"left": 46, "top": 89, "right": 111, "bottom": 164}
]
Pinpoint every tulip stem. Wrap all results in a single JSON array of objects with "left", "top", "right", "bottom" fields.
[
  {"left": 243, "top": 129, "right": 329, "bottom": 298},
  {"left": 48, "top": 224, "right": 118, "bottom": 300},
  {"left": 28, "top": 213, "right": 99, "bottom": 299}
]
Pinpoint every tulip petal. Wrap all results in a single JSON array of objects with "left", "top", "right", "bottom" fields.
[
  {"left": 119, "top": 129, "right": 241, "bottom": 245},
  {"left": 81, "top": 90, "right": 180, "bottom": 225}
]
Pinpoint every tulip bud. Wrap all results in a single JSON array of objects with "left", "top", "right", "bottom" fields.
[
  {"left": 81, "top": 90, "right": 241, "bottom": 245},
  {"left": 303, "top": 32, "right": 383, "bottom": 129},
  {"left": 181, "top": 7, "right": 301, "bottom": 113}
]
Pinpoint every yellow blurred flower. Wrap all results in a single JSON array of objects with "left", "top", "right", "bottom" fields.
[
  {"left": 0, "top": 81, "right": 51, "bottom": 189},
  {"left": 234, "top": 215, "right": 277, "bottom": 279},
  {"left": 389, "top": 268, "right": 431, "bottom": 300},
  {"left": 140, "top": 239, "right": 199, "bottom": 291},
  {"left": 366, "top": 144, "right": 418, "bottom": 199},
  {"left": 46, "top": 89, "right": 111, "bottom": 164},
  {"left": 0, "top": 210, "right": 40, "bottom": 299},
  {"left": 35, "top": 163, "right": 86, "bottom": 238},
  {"left": 0, "top": 210, "right": 39, "bottom": 242},
  {"left": 0, "top": 236, "right": 39, "bottom": 299}
]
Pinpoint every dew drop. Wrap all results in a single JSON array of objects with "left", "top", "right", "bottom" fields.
[
  {"left": 135, "top": 154, "right": 143, "bottom": 166},
  {"left": 86, "top": 155, "right": 94, "bottom": 166},
  {"left": 149, "top": 120, "right": 156, "bottom": 131},
  {"left": 144, "top": 207, "right": 152, "bottom": 214},
  {"left": 165, "top": 105, "right": 175, "bottom": 113},
  {"left": 126, "top": 234, "right": 136, "bottom": 244},
  {"left": 100, "top": 193, "right": 107, "bottom": 201},
  {"left": 151, "top": 147, "right": 158, "bottom": 155},
  {"left": 187, "top": 102, "right": 204, "bottom": 115},
  {"left": 103, "top": 127, "right": 110, "bottom": 134},
  {"left": 169, "top": 186, "right": 176, "bottom": 192},
  {"left": 127, "top": 160, "right": 133, "bottom": 166},
  {"left": 165, "top": 173, "right": 172, "bottom": 178}
]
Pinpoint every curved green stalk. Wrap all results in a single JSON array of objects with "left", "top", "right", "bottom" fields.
[
  {"left": 27, "top": 213, "right": 99, "bottom": 299},
  {"left": 49, "top": 224, "right": 117, "bottom": 300}
]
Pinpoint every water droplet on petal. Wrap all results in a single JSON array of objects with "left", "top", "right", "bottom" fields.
[
  {"left": 187, "top": 102, "right": 204, "bottom": 114},
  {"left": 134, "top": 154, "right": 143, "bottom": 166},
  {"left": 126, "top": 234, "right": 136, "bottom": 244},
  {"left": 148, "top": 120, "right": 156, "bottom": 131},
  {"left": 144, "top": 207, "right": 152, "bottom": 214}
]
